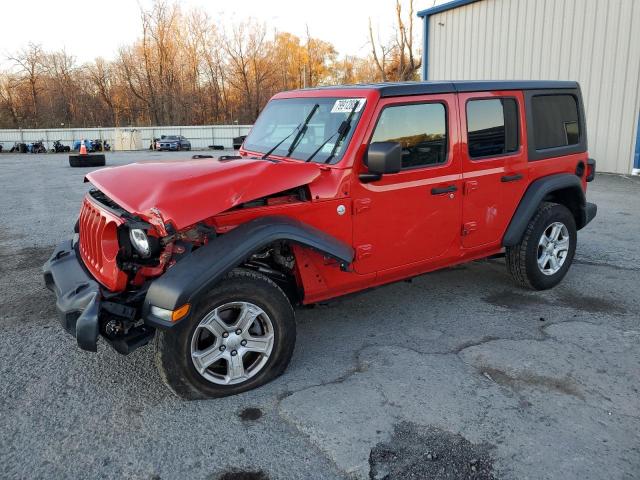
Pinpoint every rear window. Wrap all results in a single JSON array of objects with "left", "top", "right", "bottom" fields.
[
  {"left": 466, "top": 98, "right": 519, "bottom": 158},
  {"left": 531, "top": 94, "right": 580, "bottom": 150}
]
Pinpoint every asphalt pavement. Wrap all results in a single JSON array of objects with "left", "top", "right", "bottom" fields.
[{"left": 0, "top": 151, "right": 638, "bottom": 479}]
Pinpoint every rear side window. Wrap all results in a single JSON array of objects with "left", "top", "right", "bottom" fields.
[
  {"left": 466, "top": 98, "right": 519, "bottom": 159},
  {"left": 370, "top": 102, "right": 447, "bottom": 169},
  {"left": 531, "top": 94, "right": 580, "bottom": 149}
]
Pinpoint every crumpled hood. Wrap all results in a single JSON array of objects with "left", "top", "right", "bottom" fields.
[{"left": 85, "top": 158, "right": 321, "bottom": 230}]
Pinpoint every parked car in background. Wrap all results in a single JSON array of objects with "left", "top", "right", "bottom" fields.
[
  {"left": 157, "top": 135, "right": 191, "bottom": 151},
  {"left": 44, "top": 80, "right": 597, "bottom": 399}
]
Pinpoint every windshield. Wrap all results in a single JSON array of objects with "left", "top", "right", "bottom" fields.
[
  {"left": 165, "top": 136, "right": 179, "bottom": 140},
  {"left": 243, "top": 97, "right": 366, "bottom": 163}
]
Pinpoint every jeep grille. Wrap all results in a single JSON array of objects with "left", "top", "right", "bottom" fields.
[{"left": 78, "top": 194, "right": 128, "bottom": 291}]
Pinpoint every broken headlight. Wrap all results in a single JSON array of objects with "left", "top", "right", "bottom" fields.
[{"left": 129, "top": 228, "right": 151, "bottom": 258}]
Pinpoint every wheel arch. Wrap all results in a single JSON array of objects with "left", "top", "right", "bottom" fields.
[
  {"left": 503, "top": 173, "right": 586, "bottom": 247},
  {"left": 142, "top": 216, "right": 354, "bottom": 328}
]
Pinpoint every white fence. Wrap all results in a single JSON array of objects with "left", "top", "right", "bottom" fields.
[{"left": 0, "top": 125, "right": 253, "bottom": 151}]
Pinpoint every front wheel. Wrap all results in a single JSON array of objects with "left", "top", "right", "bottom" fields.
[
  {"left": 154, "top": 269, "right": 296, "bottom": 399},
  {"left": 506, "top": 202, "right": 577, "bottom": 290}
]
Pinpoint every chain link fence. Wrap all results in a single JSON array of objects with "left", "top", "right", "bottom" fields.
[{"left": 0, "top": 125, "right": 253, "bottom": 151}]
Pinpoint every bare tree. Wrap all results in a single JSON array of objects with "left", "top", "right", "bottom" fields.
[
  {"left": 224, "top": 21, "right": 272, "bottom": 121},
  {"left": 8, "top": 43, "right": 45, "bottom": 126},
  {"left": 0, "top": 0, "right": 422, "bottom": 129},
  {"left": 88, "top": 58, "right": 118, "bottom": 125},
  {"left": 369, "top": 18, "right": 389, "bottom": 82},
  {"left": 46, "top": 50, "right": 78, "bottom": 125},
  {"left": 0, "top": 74, "right": 22, "bottom": 126},
  {"left": 368, "top": 0, "right": 422, "bottom": 82}
]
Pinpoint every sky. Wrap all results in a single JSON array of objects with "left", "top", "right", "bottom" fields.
[{"left": 0, "top": 0, "right": 441, "bottom": 69}]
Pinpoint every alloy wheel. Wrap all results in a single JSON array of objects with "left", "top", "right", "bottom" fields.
[
  {"left": 190, "top": 301, "right": 275, "bottom": 385},
  {"left": 537, "top": 221, "right": 570, "bottom": 275}
]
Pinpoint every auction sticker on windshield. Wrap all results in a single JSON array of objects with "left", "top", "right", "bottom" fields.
[{"left": 331, "top": 98, "right": 366, "bottom": 113}]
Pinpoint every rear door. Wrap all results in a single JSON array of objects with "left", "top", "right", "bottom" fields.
[
  {"left": 458, "top": 91, "right": 528, "bottom": 248},
  {"left": 351, "top": 94, "right": 463, "bottom": 274}
]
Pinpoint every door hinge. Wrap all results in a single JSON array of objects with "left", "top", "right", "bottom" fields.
[
  {"left": 355, "top": 244, "right": 373, "bottom": 260},
  {"left": 464, "top": 180, "right": 479, "bottom": 195},
  {"left": 353, "top": 198, "right": 372, "bottom": 214},
  {"left": 462, "top": 222, "right": 478, "bottom": 236}
]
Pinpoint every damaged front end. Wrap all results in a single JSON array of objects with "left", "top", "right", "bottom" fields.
[
  {"left": 43, "top": 186, "right": 308, "bottom": 355},
  {"left": 43, "top": 188, "right": 202, "bottom": 354}
]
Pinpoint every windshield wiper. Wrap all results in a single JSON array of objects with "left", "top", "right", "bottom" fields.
[
  {"left": 285, "top": 104, "right": 319, "bottom": 157},
  {"left": 306, "top": 101, "right": 360, "bottom": 163},
  {"left": 260, "top": 103, "right": 319, "bottom": 160}
]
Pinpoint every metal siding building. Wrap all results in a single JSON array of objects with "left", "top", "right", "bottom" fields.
[{"left": 418, "top": 0, "right": 640, "bottom": 175}]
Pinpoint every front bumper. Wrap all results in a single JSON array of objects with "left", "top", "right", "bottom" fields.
[
  {"left": 43, "top": 239, "right": 102, "bottom": 351},
  {"left": 159, "top": 143, "right": 179, "bottom": 150},
  {"left": 43, "top": 239, "right": 154, "bottom": 354}
]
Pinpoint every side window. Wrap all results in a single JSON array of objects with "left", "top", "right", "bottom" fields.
[
  {"left": 466, "top": 98, "right": 519, "bottom": 159},
  {"left": 370, "top": 102, "right": 447, "bottom": 169},
  {"left": 531, "top": 94, "right": 580, "bottom": 149}
]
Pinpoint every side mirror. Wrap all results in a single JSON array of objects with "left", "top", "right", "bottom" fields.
[{"left": 361, "top": 142, "right": 402, "bottom": 182}]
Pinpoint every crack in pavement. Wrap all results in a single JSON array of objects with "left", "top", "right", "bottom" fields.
[
  {"left": 479, "top": 367, "right": 585, "bottom": 400},
  {"left": 276, "top": 319, "right": 640, "bottom": 478},
  {"left": 574, "top": 259, "right": 640, "bottom": 272}
]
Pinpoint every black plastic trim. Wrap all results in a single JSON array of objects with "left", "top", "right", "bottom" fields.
[
  {"left": 42, "top": 239, "right": 102, "bottom": 352},
  {"left": 501, "top": 173, "right": 524, "bottom": 182},
  {"left": 584, "top": 202, "right": 597, "bottom": 226},
  {"left": 431, "top": 185, "right": 457, "bottom": 195},
  {"left": 142, "top": 216, "right": 355, "bottom": 328},
  {"left": 586, "top": 158, "right": 596, "bottom": 182},
  {"left": 359, "top": 173, "right": 382, "bottom": 183},
  {"left": 502, "top": 174, "right": 587, "bottom": 246},
  {"left": 291, "top": 80, "right": 579, "bottom": 98}
]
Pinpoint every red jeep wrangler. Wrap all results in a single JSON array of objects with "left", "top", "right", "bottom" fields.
[{"left": 44, "top": 81, "right": 597, "bottom": 398}]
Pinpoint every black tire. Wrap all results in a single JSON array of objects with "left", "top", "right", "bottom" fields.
[
  {"left": 154, "top": 268, "right": 296, "bottom": 399},
  {"left": 68, "top": 154, "right": 106, "bottom": 167},
  {"left": 506, "top": 202, "right": 577, "bottom": 290}
]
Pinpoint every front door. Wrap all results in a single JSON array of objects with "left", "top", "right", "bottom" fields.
[
  {"left": 458, "top": 91, "right": 529, "bottom": 248},
  {"left": 351, "top": 94, "right": 463, "bottom": 274}
]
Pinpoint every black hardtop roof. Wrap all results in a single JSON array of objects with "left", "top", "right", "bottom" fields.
[{"left": 302, "top": 80, "right": 579, "bottom": 97}]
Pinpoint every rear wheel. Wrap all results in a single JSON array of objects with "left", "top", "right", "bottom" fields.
[
  {"left": 506, "top": 202, "right": 577, "bottom": 290},
  {"left": 154, "top": 269, "right": 296, "bottom": 399}
]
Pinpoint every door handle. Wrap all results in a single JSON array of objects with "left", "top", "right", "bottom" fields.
[
  {"left": 501, "top": 173, "right": 523, "bottom": 182},
  {"left": 431, "top": 185, "right": 457, "bottom": 195}
]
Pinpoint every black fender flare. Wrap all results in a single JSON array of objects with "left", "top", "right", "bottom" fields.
[
  {"left": 142, "top": 215, "right": 354, "bottom": 328},
  {"left": 502, "top": 173, "right": 587, "bottom": 247}
]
